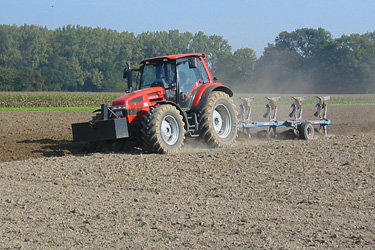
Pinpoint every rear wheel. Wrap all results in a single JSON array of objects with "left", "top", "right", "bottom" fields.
[
  {"left": 142, "top": 105, "right": 185, "bottom": 153},
  {"left": 199, "top": 91, "right": 238, "bottom": 147},
  {"left": 299, "top": 122, "right": 314, "bottom": 140}
]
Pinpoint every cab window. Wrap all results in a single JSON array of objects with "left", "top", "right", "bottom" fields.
[{"left": 140, "top": 62, "right": 176, "bottom": 89}]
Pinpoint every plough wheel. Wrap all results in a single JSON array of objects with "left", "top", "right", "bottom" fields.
[
  {"left": 142, "top": 104, "right": 185, "bottom": 154},
  {"left": 299, "top": 122, "right": 314, "bottom": 140}
]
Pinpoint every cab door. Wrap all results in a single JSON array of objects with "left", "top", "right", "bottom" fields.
[{"left": 177, "top": 57, "right": 209, "bottom": 110}]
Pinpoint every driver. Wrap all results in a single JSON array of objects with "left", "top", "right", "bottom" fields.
[{"left": 179, "top": 71, "right": 190, "bottom": 93}]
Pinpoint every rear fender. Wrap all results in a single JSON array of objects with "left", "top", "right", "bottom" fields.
[{"left": 190, "top": 85, "right": 233, "bottom": 114}]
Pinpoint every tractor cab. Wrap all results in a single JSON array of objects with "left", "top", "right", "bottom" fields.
[{"left": 124, "top": 54, "right": 211, "bottom": 110}]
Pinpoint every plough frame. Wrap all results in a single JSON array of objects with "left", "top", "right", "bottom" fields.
[{"left": 237, "top": 96, "right": 331, "bottom": 139}]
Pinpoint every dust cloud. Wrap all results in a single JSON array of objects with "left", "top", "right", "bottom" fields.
[{"left": 220, "top": 62, "right": 345, "bottom": 95}]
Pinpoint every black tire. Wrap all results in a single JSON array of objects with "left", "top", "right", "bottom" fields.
[
  {"left": 141, "top": 105, "right": 185, "bottom": 153},
  {"left": 299, "top": 122, "right": 314, "bottom": 140},
  {"left": 199, "top": 91, "right": 238, "bottom": 147}
]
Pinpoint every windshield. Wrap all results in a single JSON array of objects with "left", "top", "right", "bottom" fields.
[{"left": 140, "top": 61, "right": 176, "bottom": 89}]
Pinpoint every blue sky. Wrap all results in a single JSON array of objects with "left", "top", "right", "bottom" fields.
[{"left": 1, "top": 0, "right": 374, "bottom": 57}]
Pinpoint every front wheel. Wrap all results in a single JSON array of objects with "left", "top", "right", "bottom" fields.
[
  {"left": 141, "top": 105, "right": 185, "bottom": 153},
  {"left": 199, "top": 91, "right": 238, "bottom": 147}
]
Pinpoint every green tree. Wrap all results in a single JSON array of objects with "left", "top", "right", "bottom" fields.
[
  {"left": 330, "top": 33, "right": 375, "bottom": 93},
  {"left": 0, "top": 25, "right": 22, "bottom": 69}
]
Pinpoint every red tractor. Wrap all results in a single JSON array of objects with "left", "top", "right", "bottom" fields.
[{"left": 72, "top": 53, "right": 238, "bottom": 153}]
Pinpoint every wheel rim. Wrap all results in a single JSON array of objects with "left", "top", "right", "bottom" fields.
[
  {"left": 307, "top": 125, "right": 313, "bottom": 138},
  {"left": 161, "top": 115, "right": 180, "bottom": 145},
  {"left": 212, "top": 104, "right": 232, "bottom": 139},
  {"left": 307, "top": 127, "right": 312, "bottom": 136}
]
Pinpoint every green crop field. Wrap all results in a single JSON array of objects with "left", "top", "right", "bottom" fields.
[
  {"left": 0, "top": 92, "right": 124, "bottom": 111},
  {"left": 0, "top": 92, "right": 375, "bottom": 111}
]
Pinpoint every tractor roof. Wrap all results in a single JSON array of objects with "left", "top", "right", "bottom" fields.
[{"left": 141, "top": 53, "right": 206, "bottom": 63}]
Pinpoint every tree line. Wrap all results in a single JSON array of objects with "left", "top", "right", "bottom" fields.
[
  {"left": 252, "top": 28, "right": 375, "bottom": 94},
  {"left": 0, "top": 24, "right": 374, "bottom": 93}
]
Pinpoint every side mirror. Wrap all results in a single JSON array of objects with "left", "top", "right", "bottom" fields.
[
  {"left": 189, "top": 57, "right": 198, "bottom": 68},
  {"left": 123, "top": 62, "right": 130, "bottom": 79}
]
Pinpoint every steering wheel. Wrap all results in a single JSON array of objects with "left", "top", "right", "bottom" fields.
[{"left": 151, "top": 78, "right": 169, "bottom": 89}]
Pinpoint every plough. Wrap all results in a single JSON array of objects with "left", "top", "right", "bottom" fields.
[{"left": 237, "top": 96, "right": 331, "bottom": 140}]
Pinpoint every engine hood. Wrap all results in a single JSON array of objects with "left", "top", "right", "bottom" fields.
[{"left": 111, "top": 87, "right": 165, "bottom": 107}]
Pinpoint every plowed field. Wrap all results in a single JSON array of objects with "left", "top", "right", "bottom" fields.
[{"left": 1, "top": 105, "right": 375, "bottom": 249}]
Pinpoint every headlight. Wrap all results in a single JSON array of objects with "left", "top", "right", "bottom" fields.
[{"left": 112, "top": 105, "right": 128, "bottom": 110}]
